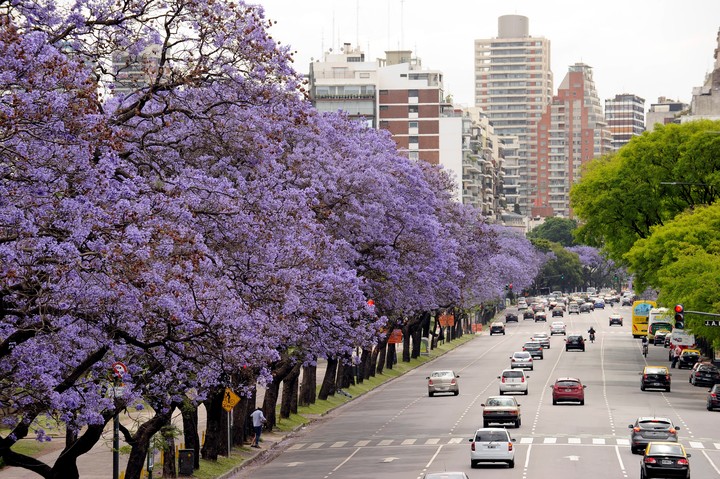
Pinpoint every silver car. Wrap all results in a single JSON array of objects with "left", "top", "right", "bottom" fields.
[
  {"left": 628, "top": 416, "right": 680, "bottom": 454},
  {"left": 550, "top": 321, "right": 567, "bottom": 335},
  {"left": 469, "top": 427, "right": 516, "bottom": 468},
  {"left": 426, "top": 370, "right": 460, "bottom": 397},
  {"left": 510, "top": 351, "right": 533, "bottom": 370},
  {"left": 530, "top": 332, "right": 551, "bottom": 348}
]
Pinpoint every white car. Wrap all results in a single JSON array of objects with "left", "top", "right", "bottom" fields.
[
  {"left": 550, "top": 321, "right": 567, "bottom": 335},
  {"left": 469, "top": 427, "right": 516, "bottom": 469},
  {"left": 510, "top": 351, "right": 533, "bottom": 370},
  {"left": 498, "top": 368, "right": 529, "bottom": 395},
  {"left": 530, "top": 332, "right": 550, "bottom": 348}
]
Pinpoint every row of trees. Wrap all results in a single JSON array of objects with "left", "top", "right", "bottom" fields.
[
  {"left": 0, "top": 2, "right": 547, "bottom": 478},
  {"left": 571, "top": 120, "right": 720, "bottom": 350}
]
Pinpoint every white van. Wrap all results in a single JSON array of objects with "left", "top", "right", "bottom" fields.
[{"left": 667, "top": 329, "right": 695, "bottom": 360}]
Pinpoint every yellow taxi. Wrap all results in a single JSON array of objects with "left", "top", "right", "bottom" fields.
[{"left": 677, "top": 349, "right": 701, "bottom": 369}]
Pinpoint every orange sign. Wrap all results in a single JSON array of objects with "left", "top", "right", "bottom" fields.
[
  {"left": 388, "top": 330, "right": 403, "bottom": 344},
  {"left": 438, "top": 314, "right": 455, "bottom": 327}
]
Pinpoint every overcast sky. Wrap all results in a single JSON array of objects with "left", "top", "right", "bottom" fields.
[{"left": 259, "top": 0, "right": 720, "bottom": 111}]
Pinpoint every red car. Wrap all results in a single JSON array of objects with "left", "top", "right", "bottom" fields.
[{"left": 550, "top": 377, "right": 586, "bottom": 405}]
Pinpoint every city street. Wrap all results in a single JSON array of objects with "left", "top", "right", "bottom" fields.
[{"left": 241, "top": 304, "right": 720, "bottom": 479}]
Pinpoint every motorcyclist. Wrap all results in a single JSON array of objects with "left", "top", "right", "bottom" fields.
[{"left": 588, "top": 327, "right": 596, "bottom": 343}]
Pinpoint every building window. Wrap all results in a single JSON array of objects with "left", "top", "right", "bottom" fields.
[
  {"left": 409, "top": 121, "right": 418, "bottom": 128},
  {"left": 379, "top": 90, "right": 388, "bottom": 95},
  {"left": 409, "top": 105, "right": 419, "bottom": 114},
  {"left": 408, "top": 89, "right": 419, "bottom": 97},
  {"left": 380, "top": 120, "right": 389, "bottom": 127},
  {"left": 379, "top": 105, "right": 389, "bottom": 111},
  {"left": 409, "top": 136, "right": 419, "bottom": 143}
]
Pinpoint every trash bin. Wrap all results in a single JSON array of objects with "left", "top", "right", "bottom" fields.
[{"left": 178, "top": 449, "right": 194, "bottom": 476}]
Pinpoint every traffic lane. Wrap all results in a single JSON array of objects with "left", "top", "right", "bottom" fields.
[{"left": 521, "top": 443, "right": 629, "bottom": 478}]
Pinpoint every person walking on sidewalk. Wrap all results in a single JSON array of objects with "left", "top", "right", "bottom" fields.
[{"left": 250, "top": 407, "right": 266, "bottom": 448}]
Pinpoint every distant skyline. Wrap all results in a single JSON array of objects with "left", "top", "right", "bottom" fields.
[{"left": 260, "top": 0, "right": 720, "bottom": 113}]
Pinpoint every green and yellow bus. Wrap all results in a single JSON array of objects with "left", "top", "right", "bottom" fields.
[{"left": 631, "top": 300, "right": 657, "bottom": 338}]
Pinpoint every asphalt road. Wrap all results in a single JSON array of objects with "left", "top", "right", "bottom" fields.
[{"left": 242, "top": 304, "right": 720, "bottom": 479}]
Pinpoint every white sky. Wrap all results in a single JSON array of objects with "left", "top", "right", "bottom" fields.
[{"left": 258, "top": 0, "right": 720, "bottom": 111}]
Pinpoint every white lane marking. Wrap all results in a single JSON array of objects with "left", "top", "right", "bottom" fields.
[
  {"left": 616, "top": 438, "right": 630, "bottom": 446},
  {"left": 377, "top": 439, "right": 392, "bottom": 446},
  {"left": 593, "top": 438, "right": 606, "bottom": 445},
  {"left": 330, "top": 447, "right": 361, "bottom": 473},
  {"left": 424, "top": 445, "right": 444, "bottom": 469},
  {"left": 402, "top": 438, "right": 416, "bottom": 445},
  {"left": 689, "top": 441, "right": 704, "bottom": 449},
  {"left": 702, "top": 450, "right": 720, "bottom": 475},
  {"left": 614, "top": 445, "right": 627, "bottom": 478},
  {"left": 544, "top": 437, "right": 557, "bottom": 444},
  {"left": 425, "top": 438, "right": 440, "bottom": 445},
  {"left": 354, "top": 440, "right": 370, "bottom": 447},
  {"left": 331, "top": 441, "right": 347, "bottom": 448},
  {"left": 287, "top": 462, "right": 303, "bottom": 467},
  {"left": 448, "top": 437, "right": 463, "bottom": 444},
  {"left": 520, "top": 437, "right": 534, "bottom": 444},
  {"left": 568, "top": 437, "right": 581, "bottom": 444},
  {"left": 715, "top": 443, "right": 720, "bottom": 449},
  {"left": 307, "top": 442, "right": 324, "bottom": 449},
  {"left": 524, "top": 443, "right": 532, "bottom": 469},
  {"left": 288, "top": 444, "right": 304, "bottom": 450}
]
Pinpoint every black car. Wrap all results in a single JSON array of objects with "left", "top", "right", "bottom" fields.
[
  {"left": 505, "top": 312, "right": 518, "bottom": 323},
  {"left": 523, "top": 310, "right": 535, "bottom": 320},
  {"left": 551, "top": 307, "right": 564, "bottom": 317},
  {"left": 565, "top": 335, "right": 585, "bottom": 352},
  {"left": 707, "top": 384, "right": 720, "bottom": 410},
  {"left": 641, "top": 366, "right": 671, "bottom": 392},
  {"left": 579, "top": 303, "right": 592, "bottom": 313},
  {"left": 522, "top": 341, "right": 544, "bottom": 359},
  {"left": 640, "top": 442, "right": 690, "bottom": 479},
  {"left": 689, "top": 363, "right": 720, "bottom": 387},
  {"left": 677, "top": 350, "right": 701, "bottom": 370}
]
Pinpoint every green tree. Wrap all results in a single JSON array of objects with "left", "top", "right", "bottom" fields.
[
  {"left": 527, "top": 217, "right": 578, "bottom": 247},
  {"left": 530, "top": 239, "right": 583, "bottom": 293},
  {"left": 570, "top": 120, "right": 720, "bottom": 263},
  {"left": 625, "top": 203, "right": 720, "bottom": 348}
]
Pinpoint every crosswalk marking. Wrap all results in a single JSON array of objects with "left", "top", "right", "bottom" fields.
[{"left": 285, "top": 437, "right": 720, "bottom": 450}]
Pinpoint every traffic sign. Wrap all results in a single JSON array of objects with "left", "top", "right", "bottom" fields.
[
  {"left": 705, "top": 320, "right": 720, "bottom": 327},
  {"left": 112, "top": 362, "right": 128, "bottom": 379},
  {"left": 222, "top": 388, "right": 240, "bottom": 411}
]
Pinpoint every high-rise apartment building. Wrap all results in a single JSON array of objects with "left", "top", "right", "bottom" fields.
[
  {"left": 605, "top": 94, "right": 645, "bottom": 150},
  {"left": 535, "top": 63, "right": 611, "bottom": 217},
  {"left": 683, "top": 28, "right": 720, "bottom": 123},
  {"left": 474, "top": 15, "right": 553, "bottom": 216}
]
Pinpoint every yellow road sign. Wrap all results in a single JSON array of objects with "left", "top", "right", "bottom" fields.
[{"left": 222, "top": 388, "right": 240, "bottom": 411}]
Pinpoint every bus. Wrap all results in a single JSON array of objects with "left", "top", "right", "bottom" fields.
[
  {"left": 631, "top": 300, "right": 657, "bottom": 338},
  {"left": 647, "top": 307, "right": 673, "bottom": 342}
]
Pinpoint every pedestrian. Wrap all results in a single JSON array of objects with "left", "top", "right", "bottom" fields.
[
  {"left": 249, "top": 407, "right": 266, "bottom": 448},
  {"left": 671, "top": 347, "right": 681, "bottom": 368}
]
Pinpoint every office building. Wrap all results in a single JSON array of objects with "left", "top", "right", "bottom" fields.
[
  {"left": 646, "top": 97, "right": 688, "bottom": 129},
  {"left": 474, "top": 15, "right": 553, "bottom": 216},
  {"left": 534, "top": 63, "right": 611, "bottom": 217},
  {"left": 605, "top": 94, "right": 645, "bottom": 150}
]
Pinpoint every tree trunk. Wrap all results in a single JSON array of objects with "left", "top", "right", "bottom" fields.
[
  {"left": 262, "top": 358, "right": 295, "bottom": 432},
  {"left": 232, "top": 396, "right": 250, "bottom": 446},
  {"left": 299, "top": 364, "right": 317, "bottom": 406},
  {"left": 180, "top": 400, "right": 200, "bottom": 469},
  {"left": 375, "top": 340, "right": 387, "bottom": 374},
  {"left": 370, "top": 343, "right": 381, "bottom": 375},
  {"left": 411, "top": 318, "right": 422, "bottom": 359},
  {"left": 201, "top": 390, "right": 225, "bottom": 461},
  {"left": 161, "top": 422, "right": 177, "bottom": 478},
  {"left": 124, "top": 408, "right": 174, "bottom": 479},
  {"left": 360, "top": 349, "right": 372, "bottom": 380},
  {"left": 386, "top": 343, "right": 396, "bottom": 369},
  {"left": 402, "top": 323, "right": 411, "bottom": 362},
  {"left": 336, "top": 354, "right": 354, "bottom": 389},
  {"left": 318, "top": 357, "right": 338, "bottom": 400},
  {"left": 280, "top": 362, "right": 301, "bottom": 419}
]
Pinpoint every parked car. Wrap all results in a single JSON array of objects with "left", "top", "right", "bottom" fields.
[
  {"left": 640, "top": 366, "right": 671, "bottom": 392},
  {"left": 498, "top": 368, "right": 529, "bottom": 395},
  {"left": 469, "top": 427, "right": 515, "bottom": 469},
  {"left": 550, "top": 377, "right": 586, "bottom": 405},
  {"left": 481, "top": 396, "right": 521, "bottom": 428},
  {"left": 505, "top": 312, "right": 519, "bottom": 323},
  {"left": 490, "top": 322, "right": 506, "bottom": 335},
  {"left": 689, "top": 363, "right": 720, "bottom": 387},
  {"left": 550, "top": 321, "right": 566, "bottom": 335},
  {"left": 522, "top": 341, "right": 544, "bottom": 359},
  {"left": 579, "top": 302, "right": 593, "bottom": 313},
  {"left": 551, "top": 307, "right": 564, "bottom": 317},
  {"left": 510, "top": 351, "right": 533, "bottom": 370},
  {"left": 568, "top": 303, "right": 580, "bottom": 314},
  {"left": 677, "top": 349, "right": 701, "bottom": 369},
  {"left": 523, "top": 310, "right": 535, "bottom": 320},
  {"left": 707, "top": 383, "right": 720, "bottom": 410},
  {"left": 640, "top": 442, "right": 690, "bottom": 479},
  {"left": 608, "top": 314, "right": 623, "bottom": 326},
  {"left": 629, "top": 417, "right": 680, "bottom": 454},
  {"left": 530, "top": 332, "right": 550, "bottom": 348},
  {"left": 534, "top": 311, "right": 547, "bottom": 322},
  {"left": 427, "top": 370, "right": 460, "bottom": 397},
  {"left": 565, "top": 334, "right": 585, "bottom": 352}
]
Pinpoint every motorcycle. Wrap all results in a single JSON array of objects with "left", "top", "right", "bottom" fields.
[{"left": 589, "top": 331, "right": 595, "bottom": 343}]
